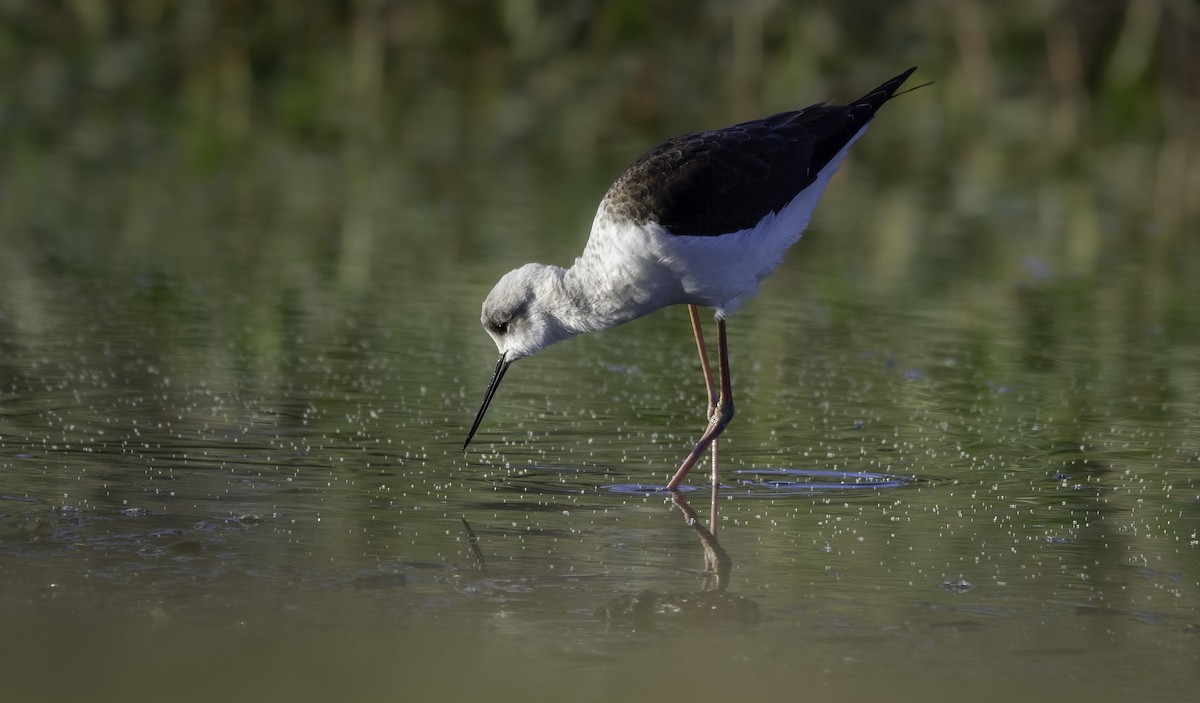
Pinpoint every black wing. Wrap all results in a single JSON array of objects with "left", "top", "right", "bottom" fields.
[{"left": 601, "top": 67, "right": 916, "bottom": 236}]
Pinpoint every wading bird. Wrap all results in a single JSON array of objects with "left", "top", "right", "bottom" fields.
[{"left": 465, "top": 68, "right": 919, "bottom": 490}]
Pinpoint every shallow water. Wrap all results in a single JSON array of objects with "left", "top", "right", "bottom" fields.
[{"left": 3, "top": 222, "right": 1198, "bottom": 702}]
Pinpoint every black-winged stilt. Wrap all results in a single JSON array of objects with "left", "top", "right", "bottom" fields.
[{"left": 465, "top": 67, "right": 919, "bottom": 491}]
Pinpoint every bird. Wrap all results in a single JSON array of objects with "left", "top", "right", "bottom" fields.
[{"left": 464, "top": 67, "right": 919, "bottom": 491}]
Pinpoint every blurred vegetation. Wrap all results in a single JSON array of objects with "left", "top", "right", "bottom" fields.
[{"left": 0, "top": 0, "right": 1197, "bottom": 347}]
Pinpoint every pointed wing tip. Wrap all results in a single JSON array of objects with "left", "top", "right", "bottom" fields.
[
  {"left": 854, "top": 67, "right": 927, "bottom": 114},
  {"left": 882, "top": 67, "right": 919, "bottom": 96}
]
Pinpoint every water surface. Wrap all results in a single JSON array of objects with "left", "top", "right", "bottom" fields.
[{"left": 2, "top": 234, "right": 1197, "bottom": 701}]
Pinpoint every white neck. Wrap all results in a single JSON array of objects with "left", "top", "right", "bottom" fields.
[{"left": 561, "top": 216, "right": 684, "bottom": 333}]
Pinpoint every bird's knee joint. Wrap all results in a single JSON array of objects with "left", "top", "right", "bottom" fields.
[{"left": 712, "top": 399, "right": 734, "bottom": 425}]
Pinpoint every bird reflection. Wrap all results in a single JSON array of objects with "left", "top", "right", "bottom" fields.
[
  {"left": 599, "top": 486, "right": 758, "bottom": 628},
  {"left": 669, "top": 489, "right": 730, "bottom": 593}
]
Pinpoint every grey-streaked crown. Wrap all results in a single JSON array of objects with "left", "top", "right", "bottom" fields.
[{"left": 599, "top": 67, "right": 917, "bottom": 237}]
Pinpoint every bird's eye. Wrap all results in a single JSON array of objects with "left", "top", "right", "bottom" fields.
[{"left": 490, "top": 320, "right": 509, "bottom": 335}]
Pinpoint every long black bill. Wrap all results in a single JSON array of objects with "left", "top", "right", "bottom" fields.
[{"left": 464, "top": 352, "right": 511, "bottom": 450}]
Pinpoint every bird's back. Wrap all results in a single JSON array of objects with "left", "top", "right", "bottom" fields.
[{"left": 599, "top": 67, "right": 917, "bottom": 237}]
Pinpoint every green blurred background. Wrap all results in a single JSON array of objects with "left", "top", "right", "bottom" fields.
[{"left": 2, "top": 0, "right": 1196, "bottom": 300}]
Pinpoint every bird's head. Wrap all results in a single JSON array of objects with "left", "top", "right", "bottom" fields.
[
  {"left": 464, "top": 263, "right": 576, "bottom": 450},
  {"left": 479, "top": 263, "right": 574, "bottom": 362}
]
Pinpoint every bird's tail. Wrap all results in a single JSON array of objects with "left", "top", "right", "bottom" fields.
[{"left": 851, "top": 67, "right": 922, "bottom": 117}]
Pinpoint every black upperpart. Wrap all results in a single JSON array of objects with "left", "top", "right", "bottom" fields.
[{"left": 600, "top": 67, "right": 917, "bottom": 237}]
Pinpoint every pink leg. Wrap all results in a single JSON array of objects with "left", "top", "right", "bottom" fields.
[
  {"left": 709, "top": 437, "right": 720, "bottom": 536},
  {"left": 667, "top": 315, "right": 734, "bottom": 491},
  {"left": 687, "top": 305, "right": 718, "bottom": 413}
]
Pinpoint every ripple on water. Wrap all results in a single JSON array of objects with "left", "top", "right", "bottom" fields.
[
  {"left": 479, "top": 463, "right": 925, "bottom": 499},
  {"left": 606, "top": 468, "right": 922, "bottom": 498},
  {"left": 733, "top": 468, "right": 915, "bottom": 491}
]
